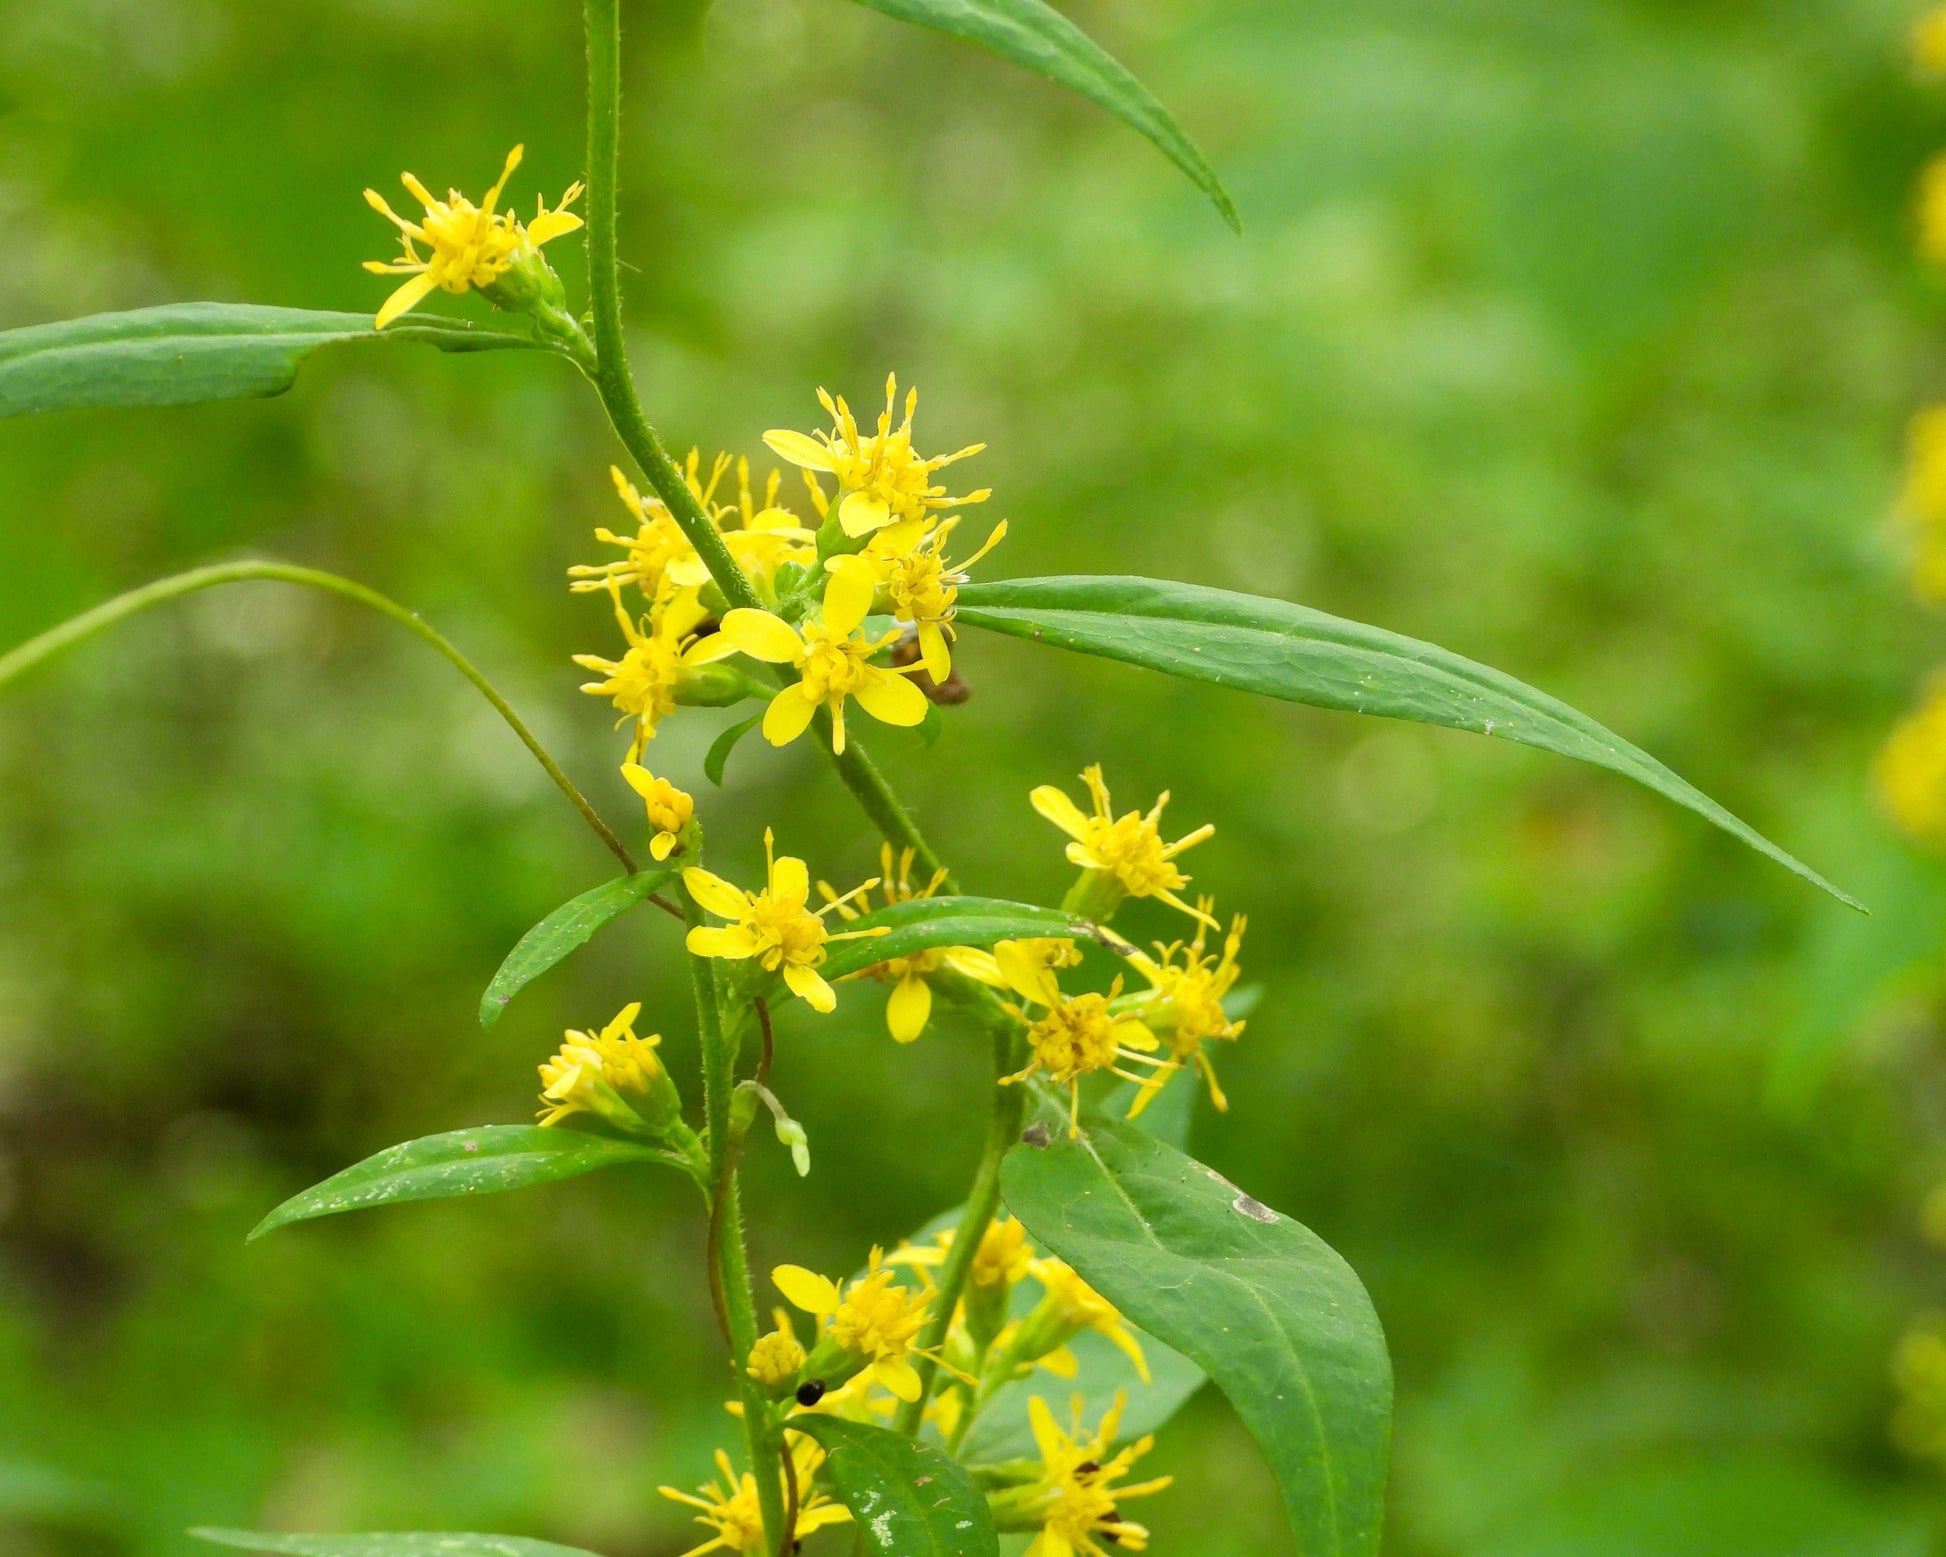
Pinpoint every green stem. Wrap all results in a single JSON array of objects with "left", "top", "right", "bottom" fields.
[
  {"left": 0, "top": 560, "right": 636, "bottom": 873},
  {"left": 892, "top": 1004, "right": 1027, "bottom": 1435},
  {"left": 687, "top": 892, "right": 787, "bottom": 1548},
  {"left": 815, "top": 709, "right": 955, "bottom": 889}
]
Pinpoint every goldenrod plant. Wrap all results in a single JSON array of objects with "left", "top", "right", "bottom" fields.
[{"left": 0, "top": 2, "right": 1862, "bottom": 1555}]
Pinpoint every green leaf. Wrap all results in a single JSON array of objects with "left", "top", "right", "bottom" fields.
[
  {"left": 1000, "top": 1110, "right": 1393, "bottom": 1557},
  {"left": 192, "top": 1530, "right": 603, "bottom": 1557},
  {"left": 480, "top": 868, "right": 675, "bottom": 1028},
  {"left": 841, "top": 0, "right": 1237, "bottom": 231},
  {"left": 786, "top": 1417, "right": 998, "bottom": 1557},
  {"left": 247, "top": 1126, "right": 684, "bottom": 1241},
  {"left": 818, "top": 895, "right": 1131, "bottom": 981},
  {"left": 0, "top": 304, "right": 554, "bottom": 420},
  {"left": 957, "top": 575, "right": 1856, "bottom": 909},
  {"left": 705, "top": 712, "right": 765, "bottom": 786}
]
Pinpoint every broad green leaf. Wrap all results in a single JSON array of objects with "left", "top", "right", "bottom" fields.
[
  {"left": 0, "top": 304, "right": 553, "bottom": 420},
  {"left": 480, "top": 868, "right": 675, "bottom": 1028},
  {"left": 193, "top": 1530, "right": 603, "bottom": 1557},
  {"left": 957, "top": 575, "right": 1856, "bottom": 908},
  {"left": 819, "top": 895, "right": 1130, "bottom": 981},
  {"left": 787, "top": 1417, "right": 998, "bottom": 1557},
  {"left": 1000, "top": 1110, "right": 1392, "bottom": 1557},
  {"left": 704, "top": 712, "right": 764, "bottom": 786},
  {"left": 248, "top": 1126, "right": 685, "bottom": 1241},
  {"left": 842, "top": 0, "right": 1236, "bottom": 231}
]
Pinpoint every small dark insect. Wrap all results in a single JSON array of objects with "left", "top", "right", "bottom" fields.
[
  {"left": 1020, "top": 1121, "right": 1053, "bottom": 1149},
  {"left": 1075, "top": 1460, "right": 1101, "bottom": 1477},
  {"left": 795, "top": 1379, "right": 827, "bottom": 1406}
]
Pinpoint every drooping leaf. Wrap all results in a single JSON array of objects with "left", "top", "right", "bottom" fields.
[
  {"left": 192, "top": 1530, "right": 603, "bottom": 1557},
  {"left": 786, "top": 1417, "right": 998, "bottom": 1557},
  {"left": 1001, "top": 1110, "right": 1393, "bottom": 1557},
  {"left": 0, "top": 304, "right": 554, "bottom": 420},
  {"left": 841, "top": 0, "right": 1236, "bottom": 231},
  {"left": 957, "top": 575, "right": 1856, "bottom": 908},
  {"left": 248, "top": 1126, "right": 687, "bottom": 1241},
  {"left": 704, "top": 712, "right": 765, "bottom": 786},
  {"left": 818, "top": 895, "right": 1130, "bottom": 981},
  {"left": 480, "top": 868, "right": 675, "bottom": 1028}
]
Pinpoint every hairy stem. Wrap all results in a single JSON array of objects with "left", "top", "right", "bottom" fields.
[
  {"left": 892, "top": 1001, "right": 1027, "bottom": 1435},
  {"left": 687, "top": 893, "right": 787, "bottom": 1546},
  {"left": 0, "top": 560, "right": 636, "bottom": 872}
]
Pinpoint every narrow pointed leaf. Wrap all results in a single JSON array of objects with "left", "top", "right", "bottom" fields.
[
  {"left": 786, "top": 1417, "right": 998, "bottom": 1557},
  {"left": 1001, "top": 1110, "right": 1393, "bottom": 1557},
  {"left": 481, "top": 868, "right": 675, "bottom": 1028},
  {"left": 958, "top": 575, "right": 1856, "bottom": 908},
  {"left": 192, "top": 1531, "right": 602, "bottom": 1557},
  {"left": 248, "top": 1126, "right": 685, "bottom": 1241},
  {"left": 842, "top": 0, "right": 1236, "bottom": 230},
  {"left": 704, "top": 712, "right": 764, "bottom": 786},
  {"left": 0, "top": 304, "right": 556, "bottom": 420},
  {"left": 818, "top": 895, "right": 1130, "bottom": 981}
]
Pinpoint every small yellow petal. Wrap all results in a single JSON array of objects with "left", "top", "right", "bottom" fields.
[
  {"left": 822, "top": 556, "right": 879, "bottom": 637},
  {"left": 374, "top": 270, "right": 440, "bottom": 328},
  {"left": 763, "top": 685, "right": 820, "bottom": 747},
  {"left": 873, "top": 1357, "right": 923, "bottom": 1402},
  {"left": 853, "top": 668, "right": 929, "bottom": 728},
  {"left": 686, "top": 925, "right": 758, "bottom": 959},
  {"left": 839, "top": 489, "right": 893, "bottom": 536},
  {"left": 782, "top": 959, "right": 837, "bottom": 1013},
  {"left": 773, "top": 1264, "right": 841, "bottom": 1313},
  {"left": 1030, "top": 784, "right": 1093, "bottom": 843},
  {"left": 886, "top": 973, "right": 932, "bottom": 1043},
  {"left": 682, "top": 868, "right": 749, "bottom": 919},
  {"left": 719, "top": 608, "right": 804, "bottom": 663},
  {"left": 763, "top": 429, "right": 836, "bottom": 471}
]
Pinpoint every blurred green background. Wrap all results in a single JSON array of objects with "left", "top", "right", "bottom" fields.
[{"left": 3, "top": 0, "right": 1946, "bottom": 1551}]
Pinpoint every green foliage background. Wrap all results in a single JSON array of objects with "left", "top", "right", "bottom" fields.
[{"left": 2, "top": 0, "right": 1943, "bottom": 1551}]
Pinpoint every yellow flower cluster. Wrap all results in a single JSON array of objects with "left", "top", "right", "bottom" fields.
[
  {"left": 1006, "top": 1393, "right": 1172, "bottom": 1557},
  {"left": 535, "top": 1002, "right": 664, "bottom": 1130},
  {"left": 771, "top": 1247, "right": 944, "bottom": 1402},
  {"left": 363, "top": 145, "right": 582, "bottom": 329},
  {"left": 658, "top": 1439, "right": 849, "bottom": 1557}
]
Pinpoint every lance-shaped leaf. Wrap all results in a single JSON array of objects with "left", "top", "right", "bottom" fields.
[
  {"left": 248, "top": 1126, "right": 689, "bottom": 1241},
  {"left": 480, "top": 868, "right": 676, "bottom": 1028},
  {"left": 818, "top": 895, "right": 1130, "bottom": 982},
  {"left": 193, "top": 1531, "right": 603, "bottom": 1557},
  {"left": 1000, "top": 1111, "right": 1393, "bottom": 1557},
  {"left": 0, "top": 304, "right": 556, "bottom": 420},
  {"left": 957, "top": 575, "right": 1856, "bottom": 908},
  {"left": 786, "top": 1417, "right": 998, "bottom": 1557},
  {"left": 843, "top": 0, "right": 1236, "bottom": 231}
]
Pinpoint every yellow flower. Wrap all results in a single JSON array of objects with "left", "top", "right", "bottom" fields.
[
  {"left": 570, "top": 456, "right": 815, "bottom": 604},
  {"left": 1899, "top": 408, "right": 1946, "bottom": 603},
  {"left": 658, "top": 1438, "right": 849, "bottom": 1557},
  {"left": 991, "top": 940, "right": 1167, "bottom": 1137},
  {"left": 1032, "top": 764, "right": 1216, "bottom": 926},
  {"left": 889, "top": 1215, "right": 1033, "bottom": 1289},
  {"left": 1023, "top": 1257, "right": 1150, "bottom": 1384},
  {"left": 363, "top": 144, "right": 582, "bottom": 329},
  {"left": 1918, "top": 6, "right": 1946, "bottom": 75},
  {"left": 772, "top": 1247, "right": 938, "bottom": 1402},
  {"left": 832, "top": 513, "right": 1009, "bottom": 681},
  {"left": 1876, "top": 676, "right": 1946, "bottom": 849},
  {"left": 1121, "top": 898, "right": 1247, "bottom": 1114},
  {"left": 536, "top": 1002, "right": 663, "bottom": 1128},
  {"left": 746, "top": 1308, "right": 807, "bottom": 1388},
  {"left": 1922, "top": 152, "right": 1946, "bottom": 266},
  {"left": 620, "top": 762, "right": 694, "bottom": 862},
  {"left": 817, "top": 843, "right": 993, "bottom": 1043},
  {"left": 715, "top": 563, "right": 929, "bottom": 756},
  {"left": 764, "top": 373, "right": 989, "bottom": 538},
  {"left": 1000, "top": 1393, "right": 1171, "bottom": 1557},
  {"left": 573, "top": 580, "right": 722, "bottom": 760},
  {"left": 682, "top": 830, "right": 885, "bottom": 1012}
]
